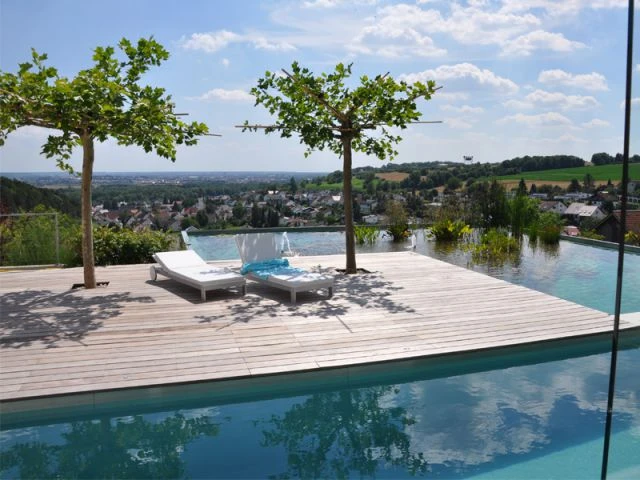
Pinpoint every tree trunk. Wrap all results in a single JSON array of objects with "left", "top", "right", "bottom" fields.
[
  {"left": 81, "top": 133, "right": 96, "bottom": 288},
  {"left": 342, "top": 135, "right": 357, "bottom": 274}
]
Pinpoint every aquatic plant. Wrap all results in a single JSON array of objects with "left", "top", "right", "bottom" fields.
[
  {"left": 528, "top": 212, "right": 564, "bottom": 244},
  {"left": 385, "top": 200, "right": 411, "bottom": 242},
  {"left": 354, "top": 225, "right": 379, "bottom": 245},
  {"left": 470, "top": 228, "right": 521, "bottom": 264},
  {"left": 625, "top": 231, "right": 640, "bottom": 246},
  {"left": 429, "top": 219, "right": 472, "bottom": 242}
]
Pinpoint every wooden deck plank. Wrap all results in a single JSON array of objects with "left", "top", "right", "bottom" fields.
[{"left": 1, "top": 251, "right": 636, "bottom": 402}]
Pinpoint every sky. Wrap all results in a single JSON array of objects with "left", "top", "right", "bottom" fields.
[{"left": 1, "top": 0, "right": 639, "bottom": 173}]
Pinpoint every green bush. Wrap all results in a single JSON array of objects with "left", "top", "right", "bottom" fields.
[
  {"left": 1, "top": 206, "right": 79, "bottom": 266},
  {"left": 429, "top": 219, "right": 472, "bottom": 242},
  {"left": 625, "top": 231, "right": 640, "bottom": 246},
  {"left": 508, "top": 195, "right": 539, "bottom": 237},
  {"left": 470, "top": 229, "right": 520, "bottom": 263},
  {"left": 78, "top": 227, "right": 176, "bottom": 266},
  {"left": 528, "top": 212, "right": 564, "bottom": 244},
  {"left": 354, "top": 225, "right": 379, "bottom": 245},
  {"left": 580, "top": 230, "right": 605, "bottom": 240},
  {"left": 385, "top": 200, "right": 410, "bottom": 242}
]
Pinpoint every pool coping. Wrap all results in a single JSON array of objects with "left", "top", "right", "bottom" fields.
[{"left": 2, "top": 323, "right": 639, "bottom": 426}]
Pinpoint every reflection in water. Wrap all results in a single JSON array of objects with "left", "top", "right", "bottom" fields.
[
  {"left": 2, "top": 342, "right": 639, "bottom": 479},
  {"left": 1, "top": 413, "right": 221, "bottom": 479},
  {"left": 258, "top": 387, "right": 428, "bottom": 479}
]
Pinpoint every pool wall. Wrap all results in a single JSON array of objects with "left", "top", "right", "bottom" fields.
[{"left": 3, "top": 329, "right": 639, "bottom": 429}]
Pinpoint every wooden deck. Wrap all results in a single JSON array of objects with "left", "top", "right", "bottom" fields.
[{"left": 1, "top": 252, "right": 638, "bottom": 406}]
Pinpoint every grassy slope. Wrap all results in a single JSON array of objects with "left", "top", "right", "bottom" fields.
[
  {"left": 496, "top": 163, "right": 640, "bottom": 182},
  {"left": 304, "top": 178, "right": 365, "bottom": 191}
]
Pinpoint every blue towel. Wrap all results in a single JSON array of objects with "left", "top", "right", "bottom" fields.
[{"left": 240, "top": 258, "right": 305, "bottom": 280}]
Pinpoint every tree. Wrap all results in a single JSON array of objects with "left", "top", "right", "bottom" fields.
[
  {"left": 517, "top": 178, "right": 527, "bottom": 196},
  {"left": 242, "top": 62, "right": 437, "bottom": 273},
  {"left": 0, "top": 38, "right": 209, "bottom": 288},
  {"left": 195, "top": 210, "right": 209, "bottom": 228},
  {"left": 568, "top": 179, "right": 581, "bottom": 193},
  {"left": 591, "top": 152, "right": 614, "bottom": 165},
  {"left": 583, "top": 173, "right": 595, "bottom": 191},
  {"left": 289, "top": 176, "right": 297, "bottom": 194}
]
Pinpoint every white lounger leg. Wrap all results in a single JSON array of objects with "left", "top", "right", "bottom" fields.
[
  {"left": 201, "top": 288, "right": 206, "bottom": 301},
  {"left": 290, "top": 290, "right": 296, "bottom": 304},
  {"left": 328, "top": 286, "right": 333, "bottom": 298}
]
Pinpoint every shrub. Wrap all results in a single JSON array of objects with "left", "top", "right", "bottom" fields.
[
  {"left": 580, "top": 230, "right": 605, "bottom": 241},
  {"left": 76, "top": 227, "right": 176, "bottom": 266},
  {"left": 470, "top": 229, "right": 520, "bottom": 263},
  {"left": 429, "top": 219, "right": 471, "bottom": 242},
  {"left": 625, "top": 231, "right": 640, "bottom": 246},
  {"left": 1, "top": 206, "right": 79, "bottom": 266},
  {"left": 354, "top": 225, "right": 379, "bottom": 245},
  {"left": 385, "top": 200, "right": 410, "bottom": 242},
  {"left": 529, "top": 212, "right": 564, "bottom": 244},
  {"left": 508, "top": 195, "right": 539, "bottom": 237}
]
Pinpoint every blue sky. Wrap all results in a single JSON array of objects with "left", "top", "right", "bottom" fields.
[{"left": 1, "top": 0, "right": 638, "bottom": 172}]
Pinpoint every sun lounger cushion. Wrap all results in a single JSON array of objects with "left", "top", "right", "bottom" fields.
[
  {"left": 153, "top": 250, "right": 211, "bottom": 270},
  {"left": 235, "top": 233, "right": 334, "bottom": 304},
  {"left": 240, "top": 258, "right": 306, "bottom": 280}
]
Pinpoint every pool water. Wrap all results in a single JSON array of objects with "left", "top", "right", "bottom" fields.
[
  {"left": 188, "top": 231, "right": 640, "bottom": 314},
  {"left": 2, "top": 335, "right": 639, "bottom": 479}
]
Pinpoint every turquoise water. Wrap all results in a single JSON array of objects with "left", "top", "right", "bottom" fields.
[
  {"left": 2, "top": 335, "right": 639, "bottom": 479},
  {"left": 188, "top": 231, "right": 640, "bottom": 313}
]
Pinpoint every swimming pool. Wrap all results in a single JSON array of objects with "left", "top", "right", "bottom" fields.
[
  {"left": 187, "top": 230, "right": 640, "bottom": 314},
  {"left": 2, "top": 334, "right": 639, "bottom": 478}
]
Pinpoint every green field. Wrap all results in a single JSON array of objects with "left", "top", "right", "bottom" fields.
[
  {"left": 496, "top": 163, "right": 640, "bottom": 182},
  {"left": 304, "top": 178, "right": 365, "bottom": 191}
]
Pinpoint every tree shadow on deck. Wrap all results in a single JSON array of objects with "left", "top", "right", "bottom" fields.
[
  {"left": 144, "top": 279, "right": 245, "bottom": 304},
  {"left": 0, "top": 290, "right": 155, "bottom": 349},
  {"left": 196, "top": 269, "right": 416, "bottom": 327}
]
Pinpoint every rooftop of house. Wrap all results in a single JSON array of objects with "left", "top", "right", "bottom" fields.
[
  {"left": 612, "top": 209, "right": 640, "bottom": 234},
  {"left": 564, "top": 203, "right": 602, "bottom": 216}
]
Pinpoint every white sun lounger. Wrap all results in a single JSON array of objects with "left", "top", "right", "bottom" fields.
[
  {"left": 235, "top": 233, "right": 334, "bottom": 304},
  {"left": 150, "top": 250, "right": 246, "bottom": 301}
]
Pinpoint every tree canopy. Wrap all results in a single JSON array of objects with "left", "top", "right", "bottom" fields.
[
  {"left": 0, "top": 37, "right": 209, "bottom": 287},
  {"left": 243, "top": 61, "right": 438, "bottom": 272},
  {"left": 0, "top": 38, "right": 207, "bottom": 172}
]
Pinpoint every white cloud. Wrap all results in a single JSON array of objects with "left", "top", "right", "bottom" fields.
[
  {"left": 524, "top": 89, "right": 599, "bottom": 110},
  {"left": 581, "top": 118, "right": 610, "bottom": 128},
  {"left": 350, "top": 3, "right": 540, "bottom": 57},
  {"left": 502, "top": 99, "right": 534, "bottom": 110},
  {"left": 221, "top": 58, "right": 230, "bottom": 67},
  {"left": 303, "top": 0, "right": 377, "bottom": 7},
  {"left": 538, "top": 69, "right": 608, "bottom": 91},
  {"left": 501, "top": 30, "right": 586, "bottom": 56},
  {"left": 440, "top": 105, "right": 484, "bottom": 114},
  {"left": 250, "top": 36, "right": 296, "bottom": 51},
  {"left": 496, "top": 112, "right": 573, "bottom": 126},
  {"left": 182, "top": 30, "right": 296, "bottom": 53},
  {"left": 445, "top": 117, "right": 473, "bottom": 129},
  {"left": 620, "top": 97, "right": 640, "bottom": 109},
  {"left": 11, "top": 125, "right": 52, "bottom": 139},
  {"left": 182, "top": 31, "right": 240, "bottom": 53},
  {"left": 351, "top": 6, "right": 447, "bottom": 58},
  {"left": 501, "top": 0, "right": 627, "bottom": 16},
  {"left": 400, "top": 63, "right": 519, "bottom": 95},
  {"left": 434, "top": 92, "right": 470, "bottom": 102},
  {"left": 190, "top": 89, "right": 253, "bottom": 102}
]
